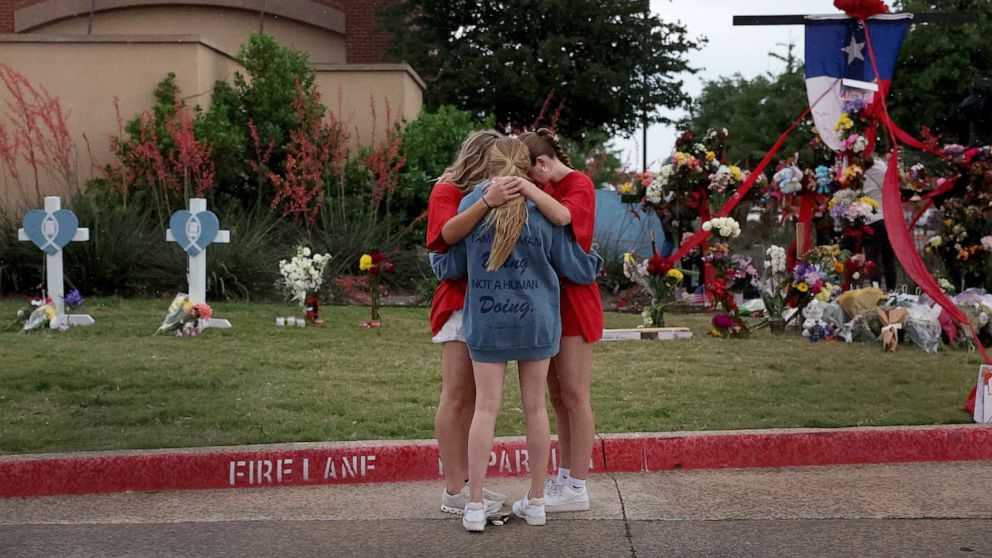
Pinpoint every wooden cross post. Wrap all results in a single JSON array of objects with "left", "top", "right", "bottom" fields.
[
  {"left": 733, "top": 10, "right": 973, "bottom": 257},
  {"left": 166, "top": 198, "right": 232, "bottom": 329},
  {"left": 17, "top": 196, "right": 95, "bottom": 329}
]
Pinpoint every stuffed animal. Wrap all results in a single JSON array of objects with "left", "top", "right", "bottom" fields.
[
  {"left": 773, "top": 166, "right": 803, "bottom": 195},
  {"left": 802, "top": 302, "right": 832, "bottom": 342},
  {"left": 815, "top": 165, "right": 833, "bottom": 194},
  {"left": 838, "top": 287, "right": 886, "bottom": 320},
  {"left": 876, "top": 307, "right": 909, "bottom": 352}
]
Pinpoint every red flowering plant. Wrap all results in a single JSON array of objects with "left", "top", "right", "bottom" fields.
[{"left": 358, "top": 251, "right": 396, "bottom": 328}]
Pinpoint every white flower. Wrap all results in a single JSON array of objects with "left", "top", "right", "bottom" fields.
[{"left": 702, "top": 221, "right": 713, "bottom": 232}]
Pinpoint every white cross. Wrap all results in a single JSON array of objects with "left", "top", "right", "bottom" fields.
[
  {"left": 165, "top": 198, "right": 232, "bottom": 329},
  {"left": 17, "top": 196, "right": 95, "bottom": 329}
]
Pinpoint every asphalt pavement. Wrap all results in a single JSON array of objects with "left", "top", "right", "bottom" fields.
[{"left": 1, "top": 461, "right": 989, "bottom": 557}]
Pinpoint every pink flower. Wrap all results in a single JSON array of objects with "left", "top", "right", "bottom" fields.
[{"left": 193, "top": 303, "right": 213, "bottom": 321}]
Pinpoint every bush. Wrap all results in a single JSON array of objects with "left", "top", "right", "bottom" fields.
[
  {"left": 394, "top": 106, "right": 494, "bottom": 237},
  {"left": 0, "top": 207, "right": 42, "bottom": 297}
]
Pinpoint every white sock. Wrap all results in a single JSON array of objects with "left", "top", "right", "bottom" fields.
[
  {"left": 556, "top": 467, "right": 570, "bottom": 485},
  {"left": 569, "top": 477, "right": 587, "bottom": 492}
]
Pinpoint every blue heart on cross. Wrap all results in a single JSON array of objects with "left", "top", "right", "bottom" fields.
[
  {"left": 21, "top": 209, "right": 79, "bottom": 255},
  {"left": 169, "top": 210, "right": 220, "bottom": 257}
]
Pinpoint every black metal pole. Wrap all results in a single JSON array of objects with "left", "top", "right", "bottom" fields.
[{"left": 733, "top": 13, "right": 974, "bottom": 26}]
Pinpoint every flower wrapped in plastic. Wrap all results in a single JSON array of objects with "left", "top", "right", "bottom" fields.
[
  {"left": 155, "top": 293, "right": 212, "bottom": 336},
  {"left": 623, "top": 251, "right": 691, "bottom": 327},
  {"left": 21, "top": 299, "right": 56, "bottom": 332}
]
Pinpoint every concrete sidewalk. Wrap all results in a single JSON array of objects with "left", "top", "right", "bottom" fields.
[{"left": 2, "top": 461, "right": 990, "bottom": 557}]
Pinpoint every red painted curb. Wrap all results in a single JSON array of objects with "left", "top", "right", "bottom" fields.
[{"left": 1, "top": 426, "right": 989, "bottom": 498}]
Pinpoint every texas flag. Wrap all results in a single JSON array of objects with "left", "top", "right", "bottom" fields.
[{"left": 804, "top": 14, "right": 912, "bottom": 150}]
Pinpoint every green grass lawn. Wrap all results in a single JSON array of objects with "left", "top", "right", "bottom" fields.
[{"left": 0, "top": 297, "right": 981, "bottom": 455}]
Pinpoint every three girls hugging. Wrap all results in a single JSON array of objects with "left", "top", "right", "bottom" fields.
[{"left": 426, "top": 130, "right": 604, "bottom": 532}]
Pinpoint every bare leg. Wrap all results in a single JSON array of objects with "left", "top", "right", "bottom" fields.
[
  {"left": 554, "top": 336, "right": 595, "bottom": 481},
  {"left": 518, "top": 358, "right": 551, "bottom": 499},
  {"left": 434, "top": 341, "right": 475, "bottom": 494},
  {"left": 547, "top": 357, "right": 571, "bottom": 470},
  {"left": 467, "top": 360, "right": 506, "bottom": 503}
]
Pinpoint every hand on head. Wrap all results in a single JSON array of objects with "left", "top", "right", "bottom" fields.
[{"left": 486, "top": 176, "right": 530, "bottom": 206}]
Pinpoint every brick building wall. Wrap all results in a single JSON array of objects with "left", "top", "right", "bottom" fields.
[{"left": 0, "top": 0, "right": 397, "bottom": 63}]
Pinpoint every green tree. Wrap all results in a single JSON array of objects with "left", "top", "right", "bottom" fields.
[
  {"left": 889, "top": 0, "right": 992, "bottom": 143},
  {"left": 689, "top": 45, "right": 810, "bottom": 164},
  {"left": 198, "top": 33, "right": 321, "bottom": 204},
  {"left": 394, "top": 105, "right": 494, "bottom": 229},
  {"left": 380, "top": 0, "right": 703, "bottom": 140}
]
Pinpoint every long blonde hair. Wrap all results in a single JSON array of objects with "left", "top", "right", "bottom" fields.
[
  {"left": 482, "top": 138, "right": 530, "bottom": 271},
  {"left": 444, "top": 130, "right": 502, "bottom": 193}
]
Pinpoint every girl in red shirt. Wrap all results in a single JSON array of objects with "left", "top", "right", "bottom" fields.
[{"left": 516, "top": 129, "right": 603, "bottom": 513}]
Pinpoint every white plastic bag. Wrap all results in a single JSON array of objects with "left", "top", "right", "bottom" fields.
[
  {"left": 904, "top": 303, "right": 942, "bottom": 354},
  {"left": 974, "top": 365, "right": 992, "bottom": 423}
]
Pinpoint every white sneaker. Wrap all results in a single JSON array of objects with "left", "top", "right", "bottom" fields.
[
  {"left": 544, "top": 483, "right": 590, "bottom": 512},
  {"left": 511, "top": 495, "right": 546, "bottom": 526},
  {"left": 463, "top": 501, "right": 486, "bottom": 532},
  {"left": 441, "top": 486, "right": 501, "bottom": 515}
]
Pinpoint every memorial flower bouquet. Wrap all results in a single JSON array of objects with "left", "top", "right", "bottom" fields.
[
  {"left": 15, "top": 296, "right": 56, "bottom": 332},
  {"left": 359, "top": 251, "right": 396, "bottom": 328},
  {"left": 758, "top": 245, "right": 790, "bottom": 333},
  {"left": 707, "top": 164, "right": 747, "bottom": 210},
  {"left": 278, "top": 245, "right": 332, "bottom": 323},
  {"left": 155, "top": 293, "right": 212, "bottom": 336},
  {"left": 643, "top": 129, "right": 722, "bottom": 238},
  {"left": 623, "top": 251, "right": 690, "bottom": 328},
  {"left": 828, "top": 188, "right": 878, "bottom": 230}
]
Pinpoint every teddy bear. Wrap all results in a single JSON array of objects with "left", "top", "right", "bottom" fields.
[{"left": 802, "top": 302, "right": 832, "bottom": 342}]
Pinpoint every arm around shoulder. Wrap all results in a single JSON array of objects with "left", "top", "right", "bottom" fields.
[{"left": 549, "top": 226, "right": 602, "bottom": 285}]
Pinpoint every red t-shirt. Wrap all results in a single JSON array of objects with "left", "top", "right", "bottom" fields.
[
  {"left": 426, "top": 182, "right": 469, "bottom": 336},
  {"left": 549, "top": 171, "right": 603, "bottom": 342}
]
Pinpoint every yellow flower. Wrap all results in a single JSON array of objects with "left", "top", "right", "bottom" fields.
[
  {"left": 858, "top": 196, "right": 879, "bottom": 209},
  {"left": 43, "top": 305, "right": 56, "bottom": 320},
  {"left": 834, "top": 262, "right": 844, "bottom": 274},
  {"left": 181, "top": 299, "right": 193, "bottom": 313},
  {"left": 816, "top": 284, "right": 833, "bottom": 302},
  {"left": 666, "top": 269, "right": 684, "bottom": 282},
  {"left": 944, "top": 218, "right": 953, "bottom": 226},
  {"left": 796, "top": 282, "right": 809, "bottom": 293},
  {"left": 705, "top": 151, "right": 716, "bottom": 161},
  {"left": 623, "top": 253, "right": 636, "bottom": 266},
  {"left": 834, "top": 114, "right": 854, "bottom": 132},
  {"left": 619, "top": 181, "right": 635, "bottom": 194},
  {"left": 729, "top": 166, "right": 742, "bottom": 182},
  {"left": 359, "top": 254, "right": 373, "bottom": 271}
]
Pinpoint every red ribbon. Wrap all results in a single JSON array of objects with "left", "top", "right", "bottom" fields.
[
  {"left": 798, "top": 192, "right": 817, "bottom": 257},
  {"left": 862, "top": 20, "right": 992, "bottom": 412}
]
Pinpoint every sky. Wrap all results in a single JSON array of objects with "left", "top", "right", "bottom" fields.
[{"left": 612, "top": 0, "right": 841, "bottom": 170}]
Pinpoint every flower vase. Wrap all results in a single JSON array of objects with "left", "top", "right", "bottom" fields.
[
  {"left": 304, "top": 293, "right": 324, "bottom": 325},
  {"left": 649, "top": 303, "right": 665, "bottom": 328},
  {"left": 362, "top": 284, "right": 382, "bottom": 328}
]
